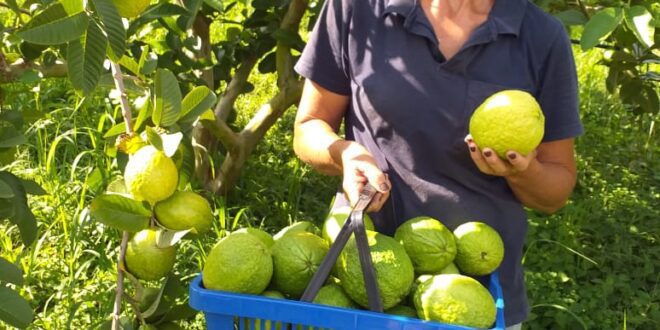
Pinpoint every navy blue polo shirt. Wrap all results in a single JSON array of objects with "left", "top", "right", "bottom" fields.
[{"left": 295, "top": 0, "right": 583, "bottom": 325}]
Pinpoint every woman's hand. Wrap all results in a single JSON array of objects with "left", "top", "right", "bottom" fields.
[
  {"left": 464, "top": 134, "right": 537, "bottom": 177},
  {"left": 340, "top": 143, "right": 391, "bottom": 212}
]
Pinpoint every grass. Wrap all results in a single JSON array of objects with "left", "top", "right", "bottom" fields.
[{"left": 1, "top": 29, "right": 658, "bottom": 330}]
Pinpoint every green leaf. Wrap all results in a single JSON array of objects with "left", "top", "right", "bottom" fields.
[
  {"left": 624, "top": 6, "right": 655, "bottom": 48},
  {"left": 0, "top": 286, "right": 34, "bottom": 328},
  {"left": 0, "top": 257, "right": 23, "bottom": 285},
  {"left": 0, "top": 126, "right": 27, "bottom": 148},
  {"left": 580, "top": 7, "right": 623, "bottom": 50},
  {"left": 17, "top": 4, "right": 89, "bottom": 45},
  {"left": 0, "top": 172, "right": 37, "bottom": 246},
  {"left": 554, "top": 9, "right": 587, "bottom": 26},
  {"left": 0, "top": 199, "right": 15, "bottom": 220},
  {"left": 104, "top": 121, "right": 134, "bottom": 138},
  {"left": 134, "top": 97, "right": 153, "bottom": 132},
  {"left": 203, "top": 0, "right": 223, "bottom": 12},
  {"left": 89, "top": 194, "right": 151, "bottom": 232},
  {"left": 179, "top": 86, "right": 217, "bottom": 127},
  {"left": 161, "top": 132, "right": 183, "bottom": 157},
  {"left": 118, "top": 56, "right": 141, "bottom": 77},
  {"left": 60, "top": 0, "right": 84, "bottom": 14},
  {"left": 156, "top": 229, "right": 191, "bottom": 248},
  {"left": 92, "top": 0, "right": 127, "bottom": 60},
  {"left": 0, "top": 178, "right": 14, "bottom": 198},
  {"left": 145, "top": 127, "right": 164, "bottom": 151},
  {"left": 20, "top": 179, "right": 47, "bottom": 196},
  {"left": 152, "top": 69, "right": 182, "bottom": 127},
  {"left": 67, "top": 21, "right": 108, "bottom": 96}
]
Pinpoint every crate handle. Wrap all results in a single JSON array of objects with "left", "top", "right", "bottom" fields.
[{"left": 300, "top": 184, "right": 384, "bottom": 312}]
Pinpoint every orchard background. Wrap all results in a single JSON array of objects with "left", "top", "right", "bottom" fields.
[{"left": 0, "top": 0, "right": 657, "bottom": 329}]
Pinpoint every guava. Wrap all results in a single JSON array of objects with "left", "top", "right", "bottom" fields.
[
  {"left": 336, "top": 230, "right": 414, "bottom": 310},
  {"left": 154, "top": 191, "right": 213, "bottom": 234},
  {"left": 124, "top": 145, "right": 178, "bottom": 204},
  {"left": 313, "top": 284, "right": 358, "bottom": 309},
  {"left": 414, "top": 274, "right": 496, "bottom": 328},
  {"left": 394, "top": 216, "right": 457, "bottom": 274},
  {"left": 271, "top": 232, "right": 329, "bottom": 298},
  {"left": 202, "top": 233, "right": 272, "bottom": 294},
  {"left": 469, "top": 89, "right": 545, "bottom": 158},
  {"left": 234, "top": 227, "right": 274, "bottom": 248},
  {"left": 125, "top": 229, "right": 176, "bottom": 281},
  {"left": 322, "top": 206, "right": 375, "bottom": 243},
  {"left": 453, "top": 222, "right": 504, "bottom": 276}
]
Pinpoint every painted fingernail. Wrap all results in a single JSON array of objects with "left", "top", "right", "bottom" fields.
[
  {"left": 508, "top": 153, "right": 517, "bottom": 160},
  {"left": 484, "top": 150, "right": 492, "bottom": 157},
  {"left": 469, "top": 146, "right": 476, "bottom": 152},
  {"left": 379, "top": 183, "right": 390, "bottom": 191}
]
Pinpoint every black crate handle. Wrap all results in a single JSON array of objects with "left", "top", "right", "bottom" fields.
[{"left": 300, "top": 185, "right": 383, "bottom": 312}]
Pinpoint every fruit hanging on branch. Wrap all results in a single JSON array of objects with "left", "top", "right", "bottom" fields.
[
  {"left": 154, "top": 191, "right": 214, "bottom": 234},
  {"left": 125, "top": 229, "right": 177, "bottom": 281},
  {"left": 124, "top": 145, "right": 178, "bottom": 205}
]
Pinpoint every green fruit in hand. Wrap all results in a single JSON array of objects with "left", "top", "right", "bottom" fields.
[
  {"left": 154, "top": 191, "right": 213, "bottom": 234},
  {"left": 313, "top": 284, "right": 358, "bottom": 309},
  {"left": 272, "top": 232, "right": 329, "bottom": 298},
  {"left": 394, "top": 216, "right": 457, "bottom": 274},
  {"left": 125, "top": 229, "right": 176, "bottom": 281},
  {"left": 453, "top": 222, "right": 504, "bottom": 276},
  {"left": 414, "top": 274, "right": 496, "bottom": 328},
  {"left": 322, "top": 206, "right": 375, "bottom": 243},
  {"left": 203, "top": 233, "right": 272, "bottom": 294},
  {"left": 337, "top": 230, "right": 414, "bottom": 310},
  {"left": 234, "top": 227, "right": 274, "bottom": 248},
  {"left": 124, "top": 145, "right": 178, "bottom": 204},
  {"left": 386, "top": 305, "right": 418, "bottom": 318},
  {"left": 112, "top": 0, "right": 151, "bottom": 18},
  {"left": 469, "top": 89, "right": 545, "bottom": 158},
  {"left": 273, "top": 221, "right": 321, "bottom": 241}
]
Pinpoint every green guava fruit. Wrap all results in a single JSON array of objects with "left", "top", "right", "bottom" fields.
[
  {"left": 469, "top": 89, "right": 545, "bottom": 158},
  {"left": 234, "top": 227, "right": 274, "bottom": 248},
  {"left": 336, "top": 230, "right": 414, "bottom": 310},
  {"left": 414, "top": 274, "right": 496, "bottom": 328},
  {"left": 271, "top": 232, "right": 329, "bottom": 298},
  {"left": 394, "top": 216, "right": 457, "bottom": 274},
  {"left": 322, "top": 206, "right": 375, "bottom": 244},
  {"left": 202, "top": 233, "right": 272, "bottom": 294},
  {"left": 453, "top": 222, "right": 504, "bottom": 276},
  {"left": 124, "top": 145, "right": 178, "bottom": 204},
  {"left": 125, "top": 229, "right": 176, "bottom": 281},
  {"left": 154, "top": 191, "right": 213, "bottom": 234}
]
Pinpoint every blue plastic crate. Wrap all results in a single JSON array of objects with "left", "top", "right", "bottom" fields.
[{"left": 189, "top": 272, "right": 505, "bottom": 330}]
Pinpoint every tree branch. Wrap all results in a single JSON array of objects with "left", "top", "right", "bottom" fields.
[
  {"left": 214, "top": 56, "right": 259, "bottom": 122},
  {"left": 108, "top": 61, "right": 133, "bottom": 330},
  {"left": 200, "top": 118, "right": 241, "bottom": 154}
]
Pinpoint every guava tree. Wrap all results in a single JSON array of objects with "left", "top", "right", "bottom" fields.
[
  {"left": 535, "top": 0, "right": 658, "bottom": 115},
  {"left": 1, "top": 0, "right": 315, "bottom": 328}
]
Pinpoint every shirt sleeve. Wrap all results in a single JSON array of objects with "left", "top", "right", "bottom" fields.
[
  {"left": 536, "top": 27, "right": 584, "bottom": 142},
  {"left": 294, "top": 0, "right": 351, "bottom": 95}
]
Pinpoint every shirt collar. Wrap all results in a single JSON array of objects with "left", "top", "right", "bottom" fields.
[{"left": 382, "top": 0, "right": 527, "bottom": 37}]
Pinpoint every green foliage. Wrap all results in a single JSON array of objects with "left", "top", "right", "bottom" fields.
[
  {"left": 535, "top": 0, "right": 659, "bottom": 115},
  {"left": 522, "top": 49, "right": 659, "bottom": 329}
]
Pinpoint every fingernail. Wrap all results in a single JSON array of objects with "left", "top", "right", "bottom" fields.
[
  {"left": 469, "top": 146, "right": 476, "bottom": 152},
  {"left": 379, "top": 183, "right": 390, "bottom": 191},
  {"left": 508, "top": 153, "right": 517, "bottom": 160},
  {"left": 484, "top": 150, "right": 492, "bottom": 157}
]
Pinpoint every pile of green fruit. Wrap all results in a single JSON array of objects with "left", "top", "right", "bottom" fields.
[{"left": 202, "top": 207, "right": 505, "bottom": 329}]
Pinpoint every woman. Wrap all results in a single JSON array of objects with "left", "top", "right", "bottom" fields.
[{"left": 293, "top": 0, "right": 583, "bottom": 328}]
